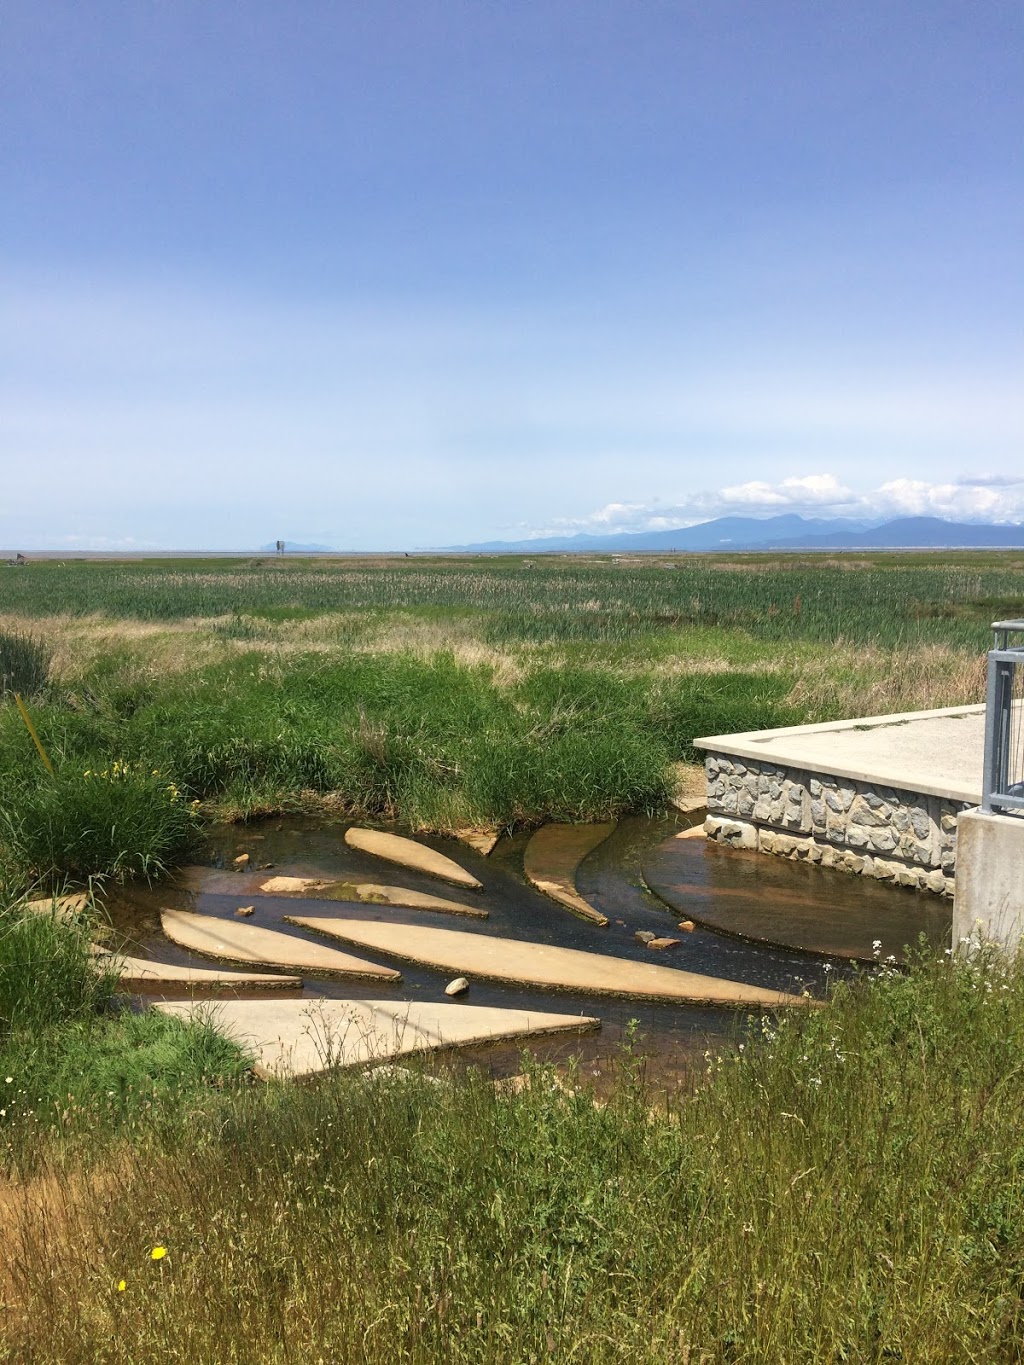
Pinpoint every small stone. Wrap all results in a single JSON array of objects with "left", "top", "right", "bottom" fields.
[
  {"left": 233, "top": 853, "right": 250, "bottom": 867},
  {"left": 259, "top": 862, "right": 275, "bottom": 870},
  {"left": 445, "top": 976, "right": 469, "bottom": 997},
  {"left": 634, "top": 930, "right": 657, "bottom": 943},
  {"left": 677, "top": 920, "right": 696, "bottom": 933},
  {"left": 646, "top": 937, "right": 680, "bottom": 951},
  {"left": 235, "top": 904, "right": 255, "bottom": 917}
]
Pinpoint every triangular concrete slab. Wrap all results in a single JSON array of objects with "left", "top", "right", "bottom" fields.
[
  {"left": 154, "top": 998, "right": 599, "bottom": 1078},
  {"left": 160, "top": 910, "right": 401, "bottom": 981},
  {"left": 287, "top": 918, "right": 809, "bottom": 1008},
  {"left": 259, "top": 877, "right": 487, "bottom": 918},
  {"left": 94, "top": 950, "right": 301, "bottom": 992}
]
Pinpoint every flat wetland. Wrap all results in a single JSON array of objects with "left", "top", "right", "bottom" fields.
[{"left": 2, "top": 550, "right": 1023, "bottom": 1361}]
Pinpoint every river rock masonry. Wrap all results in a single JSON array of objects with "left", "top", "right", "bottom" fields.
[{"left": 703, "top": 755, "right": 965, "bottom": 897}]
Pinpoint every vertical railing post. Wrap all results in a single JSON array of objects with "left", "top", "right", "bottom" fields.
[
  {"left": 982, "top": 621, "right": 1024, "bottom": 815},
  {"left": 982, "top": 652, "right": 1012, "bottom": 812}
]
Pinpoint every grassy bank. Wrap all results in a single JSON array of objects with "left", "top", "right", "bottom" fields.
[
  {"left": 3, "top": 947, "right": 1024, "bottom": 1361},
  {"left": 0, "top": 893, "right": 249, "bottom": 1156},
  {"left": 0, "top": 552, "right": 1011, "bottom": 888}
]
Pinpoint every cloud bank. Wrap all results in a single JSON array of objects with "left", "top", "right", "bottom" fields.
[{"left": 539, "top": 474, "right": 1024, "bottom": 538}]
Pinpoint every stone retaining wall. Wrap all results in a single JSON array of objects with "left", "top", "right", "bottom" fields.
[{"left": 704, "top": 753, "right": 969, "bottom": 897}]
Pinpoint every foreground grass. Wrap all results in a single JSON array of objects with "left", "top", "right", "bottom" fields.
[{"left": 3, "top": 948, "right": 1024, "bottom": 1361}]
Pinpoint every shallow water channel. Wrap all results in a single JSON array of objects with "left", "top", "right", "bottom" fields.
[{"left": 103, "top": 813, "right": 952, "bottom": 1091}]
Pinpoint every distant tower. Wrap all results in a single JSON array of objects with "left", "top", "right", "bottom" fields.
[{"left": 276, "top": 539, "right": 285, "bottom": 556}]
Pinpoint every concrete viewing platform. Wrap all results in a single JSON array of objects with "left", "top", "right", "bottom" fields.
[{"left": 695, "top": 704, "right": 989, "bottom": 897}]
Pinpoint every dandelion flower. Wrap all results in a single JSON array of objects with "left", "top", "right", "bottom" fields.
[
  {"left": 117, "top": 1279, "right": 126, "bottom": 1292},
  {"left": 150, "top": 1246, "right": 167, "bottom": 1261}
]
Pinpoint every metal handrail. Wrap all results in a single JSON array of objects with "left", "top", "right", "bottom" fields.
[{"left": 982, "top": 620, "right": 1024, "bottom": 815}]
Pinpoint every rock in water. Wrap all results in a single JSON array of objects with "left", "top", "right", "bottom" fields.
[
  {"left": 634, "top": 930, "right": 656, "bottom": 944},
  {"left": 646, "top": 937, "right": 680, "bottom": 951},
  {"left": 445, "top": 976, "right": 469, "bottom": 996}
]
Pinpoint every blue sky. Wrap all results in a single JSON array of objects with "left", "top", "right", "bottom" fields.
[{"left": 3, "top": 1, "right": 1022, "bottom": 550}]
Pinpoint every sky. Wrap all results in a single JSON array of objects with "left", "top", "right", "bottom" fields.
[{"left": 3, "top": 1, "right": 1022, "bottom": 551}]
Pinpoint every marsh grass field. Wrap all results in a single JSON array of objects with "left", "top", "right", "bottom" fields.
[
  {"left": 2, "top": 551, "right": 1024, "bottom": 1362},
  {"left": 0, "top": 550, "right": 1017, "bottom": 888}
]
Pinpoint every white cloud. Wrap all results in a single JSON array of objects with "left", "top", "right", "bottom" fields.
[
  {"left": 539, "top": 473, "right": 1024, "bottom": 538},
  {"left": 717, "top": 474, "right": 856, "bottom": 510}
]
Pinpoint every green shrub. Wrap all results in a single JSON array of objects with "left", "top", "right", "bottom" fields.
[{"left": 0, "top": 762, "right": 201, "bottom": 885}]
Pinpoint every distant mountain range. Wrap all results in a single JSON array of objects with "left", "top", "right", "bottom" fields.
[{"left": 442, "top": 515, "right": 1024, "bottom": 554}]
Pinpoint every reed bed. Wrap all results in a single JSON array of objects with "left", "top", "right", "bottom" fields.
[{"left": 2, "top": 553, "right": 1021, "bottom": 649}]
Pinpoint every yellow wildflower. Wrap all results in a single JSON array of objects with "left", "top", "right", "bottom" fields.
[
  {"left": 117, "top": 1279, "right": 126, "bottom": 1292},
  {"left": 150, "top": 1246, "right": 167, "bottom": 1261}
]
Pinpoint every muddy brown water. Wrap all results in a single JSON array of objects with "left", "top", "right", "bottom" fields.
[{"left": 101, "top": 814, "right": 952, "bottom": 1094}]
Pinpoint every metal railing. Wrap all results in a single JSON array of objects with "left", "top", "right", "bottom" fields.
[{"left": 982, "top": 620, "right": 1024, "bottom": 816}]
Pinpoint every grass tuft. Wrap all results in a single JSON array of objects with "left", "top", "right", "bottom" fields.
[{"left": 0, "top": 629, "right": 49, "bottom": 698}]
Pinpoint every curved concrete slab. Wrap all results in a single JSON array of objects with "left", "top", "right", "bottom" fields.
[
  {"left": 155, "top": 998, "right": 599, "bottom": 1079},
  {"left": 344, "top": 828, "right": 483, "bottom": 890},
  {"left": 523, "top": 823, "right": 615, "bottom": 925},
  {"left": 260, "top": 877, "right": 487, "bottom": 918},
  {"left": 160, "top": 910, "right": 401, "bottom": 981},
  {"left": 95, "top": 951, "right": 301, "bottom": 992},
  {"left": 287, "top": 917, "right": 808, "bottom": 1008},
  {"left": 642, "top": 831, "right": 950, "bottom": 962}
]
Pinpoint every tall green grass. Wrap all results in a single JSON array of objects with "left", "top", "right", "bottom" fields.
[
  {"left": 4, "top": 949, "right": 1024, "bottom": 1361},
  {"left": 0, "top": 761, "right": 201, "bottom": 887},
  {"left": 0, "top": 897, "right": 114, "bottom": 1033},
  {"left": 0, "top": 651, "right": 800, "bottom": 884},
  {"left": 0, "top": 630, "right": 49, "bottom": 698}
]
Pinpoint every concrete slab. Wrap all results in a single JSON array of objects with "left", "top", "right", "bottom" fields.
[
  {"left": 95, "top": 951, "right": 301, "bottom": 992},
  {"left": 344, "top": 828, "right": 483, "bottom": 890},
  {"left": 258, "top": 875, "right": 328, "bottom": 894},
  {"left": 643, "top": 830, "right": 950, "bottom": 962},
  {"left": 523, "top": 823, "right": 615, "bottom": 926},
  {"left": 260, "top": 876, "right": 487, "bottom": 918},
  {"left": 286, "top": 917, "right": 809, "bottom": 1008},
  {"left": 453, "top": 828, "right": 500, "bottom": 856},
  {"left": 24, "top": 892, "right": 89, "bottom": 920},
  {"left": 160, "top": 910, "right": 401, "bottom": 981},
  {"left": 696, "top": 704, "right": 986, "bottom": 803},
  {"left": 154, "top": 998, "right": 599, "bottom": 1078}
]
